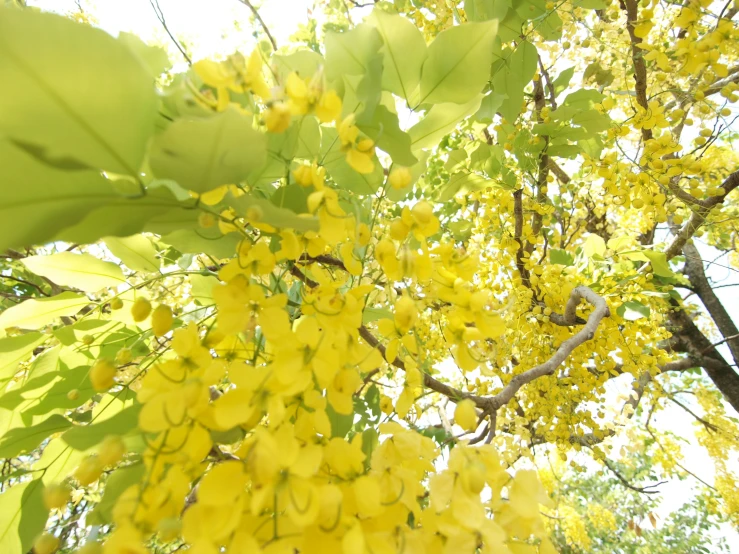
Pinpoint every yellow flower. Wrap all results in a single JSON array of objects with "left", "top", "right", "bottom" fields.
[
  {"left": 98, "top": 435, "right": 126, "bottom": 467},
  {"left": 151, "top": 304, "right": 173, "bottom": 337},
  {"left": 74, "top": 455, "right": 104, "bottom": 486},
  {"left": 315, "top": 90, "right": 342, "bottom": 123},
  {"left": 286, "top": 72, "right": 310, "bottom": 114},
  {"left": 389, "top": 166, "right": 412, "bottom": 189},
  {"left": 454, "top": 399, "right": 478, "bottom": 431},
  {"left": 337, "top": 114, "right": 375, "bottom": 174},
  {"left": 90, "top": 359, "right": 116, "bottom": 392},
  {"left": 130, "top": 297, "right": 151, "bottom": 322},
  {"left": 43, "top": 483, "right": 71, "bottom": 510},
  {"left": 264, "top": 101, "right": 291, "bottom": 133}
]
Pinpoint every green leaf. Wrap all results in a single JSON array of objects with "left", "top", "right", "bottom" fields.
[
  {"left": 0, "top": 292, "right": 89, "bottom": 336},
  {"left": 492, "top": 41, "right": 538, "bottom": 122},
  {"left": 419, "top": 20, "right": 499, "bottom": 105},
  {"left": 552, "top": 66, "right": 575, "bottom": 95},
  {"left": 62, "top": 403, "right": 141, "bottom": 450},
  {"left": 271, "top": 184, "right": 311, "bottom": 214},
  {"left": 0, "top": 142, "right": 121, "bottom": 253},
  {"left": 88, "top": 463, "right": 145, "bottom": 526},
  {"left": 34, "top": 437, "right": 86, "bottom": 484},
  {"left": 365, "top": 385, "right": 381, "bottom": 421},
  {"left": 362, "top": 308, "right": 393, "bottom": 324},
  {"left": 358, "top": 105, "right": 417, "bottom": 166},
  {"left": 549, "top": 249, "right": 575, "bottom": 267},
  {"left": 0, "top": 7, "right": 157, "bottom": 175},
  {"left": 56, "top": 186, "right": 197, "bottom": 244},
  {"left": 366, "top": 8, "right": 427, "bottom": 102},
  {"left": 190, "top": 274, "right": 220, "bottom": 306},
  {"left": 149, "top": 107, "right": 267, "bottom": 193},
  {"left": 537, "top": 10, "right": 562, "bottom": 41},
  {"left": 272, "top": 50, "right": 323, "bottom": 81},
  {"left": 325, "top": 24, "right": 383, "bottom": 83},
  {"left": 361, "top": 428, "right": 379, "bottom": 470},
  {"left": 437, "top": 171, "right": 492, "bottom": 202},
  {"left": 227, "top": 194, "right": 319, "bottom": 232},
  {"left": 583, "top": 234, "right": 606, "bottom": 259},
  {"left": 326, "top": 402, "right": 353, "bottom": 438},
  {"left": 118, "top": 32, "right": 171, "bottom": 78},
  {"left": 24, "top": 364, "right": 96, "bottom": 418},
  {"left": 643, "top": 251, "right": 675, "bottom": 278},
  {"left": 408, "top": 95, "right": 483, "bottom": 151},
  {"left": 0, "top": 479, "right": 48, "bottom": 554},
  {"left": 161, "top": 229, "right": 240, "bottom": 260},
  {"left": 21, "top": 253, "right": 126, "bottom": 293},
  {"left": 464, "top": 0, "right": 511, "bottom": 21},
  {"left": 474, "top": 91, "right": 507, "bottom": 123},
  {"left": 104, "top": 235, "right": 160, "bottom": 273},
  {"left": 617, "top": 301, "right": 651, "bottom": 321},
  {"left": 0, "top": 333, "right": 45, "bottom": 382},
  {"left": 295, "top": 116, "right": 321, "bottom": 159},
  {"left": 0, "top": 414, "right": 71, "bottom": 458}
]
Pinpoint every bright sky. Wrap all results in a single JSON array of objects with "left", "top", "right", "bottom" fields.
[{"left": 27, "top": 0, "right": 739, "bottom": 548}]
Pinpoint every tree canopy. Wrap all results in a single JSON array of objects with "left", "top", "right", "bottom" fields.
[{"left": 1, "top": 0, "right": 738, "bottom": 553}]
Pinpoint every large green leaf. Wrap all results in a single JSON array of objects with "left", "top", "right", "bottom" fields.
[
  {"left": 366, "top": 8, "right": 427, "bottom": 102},
  {"left": 34, "top": 437, "right": 86, "bottom": 485},
  {"left": 0, "top": 7, "right": 157, "bottom": 175},
  {"left": 358, "top": 105, "right": 417, "bottom": 167},
  {"left": 161, "top": 229, "right": 240, "bottom": 260},
  {"left": 492, "top": 40, "right": 538, "bottom": 123},
  {"left": 56, "top": 186, "right": 198, "bottom": 244},
  {"left": 272, "top": 50, "right": 323, "bottom": 81},
  {"left": 21, "top": 253, "right": 126, "bottom": 293},
  {"left": 104, "top": 235, "right": 160, "bottom": 273},
  {"left": 0, "top": 292, "right": 90, "bottom": 336},
  {"left": 24, "top": 364, "right": 96, "bottom": 418},
  {"left": 62, "top": 403, "right": 141, "bottom": 451},
  {"left": 0, "top": 142, "right": 120, "bottom": 253},
  {"left": 149, "top": 107, "right": 267, "bottom": 193},
  {"left": 408, "top": 96, "right": 483, "bottom": 151},
  {"left": 0, "top": 414, "right": 71, "bottom": 458},
  {"left": 0, "top": 479, "right": 48, "bottom": 554},
  {"left": 0, "top": 333, "right": 45, "bottom": 382},
  {"left": 325, "top": 24, "right": 383, "bottom": 83},
  {"left": 418, "top": 20, "right": 499, "bottom": 105},
  {"left": 464, "top": 0, "right": 510, "bottom": 21}
]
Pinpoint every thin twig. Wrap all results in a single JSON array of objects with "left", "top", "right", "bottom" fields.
[
  {"left": 235, "top": 0, "right": 278, "bottom": 51},
  {"left": 149, "top": 0, "right": 191, "bottom": 65}
]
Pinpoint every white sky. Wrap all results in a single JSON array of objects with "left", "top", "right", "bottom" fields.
[{"left": 27, "top": 0, "right": 739, "bottom": 548}]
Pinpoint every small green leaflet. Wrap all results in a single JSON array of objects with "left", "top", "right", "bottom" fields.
[
  {"left": 643, "top": 251, "right": 675, "bottom": 278},
  {"left": 617, "top": 301, "right": 651, "bottom": 321},
  {"left": 549, "top": 249, "right": 575, "bottom": 267}
]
